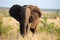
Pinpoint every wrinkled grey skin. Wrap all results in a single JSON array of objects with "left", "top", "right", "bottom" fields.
[{"left": 9, "top": 4, "right": 41, "bottom": 37}]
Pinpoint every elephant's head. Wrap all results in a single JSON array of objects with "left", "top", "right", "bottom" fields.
[{"left": 27, "top": 5, "right": 41, "bottom": 23}]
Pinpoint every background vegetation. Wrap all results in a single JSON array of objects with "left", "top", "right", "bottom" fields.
[{"left": 0, "top": 8, "right": 60, "bottom": 40}]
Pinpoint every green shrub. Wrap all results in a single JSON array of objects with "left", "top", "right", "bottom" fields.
[
  {"left": 38, "top": 17, "right": 56, "bottom": 33},
  {"left": 0, "top": 21, "right": 3, "bottom": 35},
  {"left": 2, "top": 25, "right": 13, "bottom": 35},
  {"left": 0, "top": 21, "right": 13, "bottom": 36},
  {"left": 55, "top": 28, "right": 60, "bottom": 35}
]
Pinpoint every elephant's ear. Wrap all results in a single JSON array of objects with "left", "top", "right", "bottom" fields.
[
  {"left": 9, "top": 5, "right": 25, "bottom": 21},
  {"left": 9, "top": 5, "right": 23, "bottom": 18},
  {"left": 34, "top": 6, "right": 41, "bottom": 17},
  {"left": 32, "top": 9, "right": 41, "bottom": 17},
  {"left": 39, "top": 10, "right": 41, "bottom": 17},
  {"left": 28, "top": 5, "right": 41, "bottom": 17}
]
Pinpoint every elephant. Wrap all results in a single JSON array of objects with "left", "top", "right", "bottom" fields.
[{"left": 9, "top": 4, "right": 41, "bottom": 37}]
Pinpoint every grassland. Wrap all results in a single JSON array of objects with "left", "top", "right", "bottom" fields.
[{"left": 0, "top": 8, "right": 60, "bottom": 40}]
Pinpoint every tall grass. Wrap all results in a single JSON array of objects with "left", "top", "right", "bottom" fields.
[
  {"left": 38, "top": 17, "right": 60, "bottom": 40},
  {"left": 0, "top": 15, "right": 60, "bottom": 40},
  {"left": 0, "top": 20, "right": 13, "bottom": 36}
]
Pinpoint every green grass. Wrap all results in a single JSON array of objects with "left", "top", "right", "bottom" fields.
[
  {"left": 0, "top": 20, "right": 13, "bottom": 36},
  {"left": 38, "top": 17, "right": 60, "bottom": 35}
]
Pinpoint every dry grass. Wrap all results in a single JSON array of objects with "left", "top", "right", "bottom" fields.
[
  {"left": 0, "top": 8, "right": 60, "bottom": 40},
  {"left": 0, "top": 17, "right": 59, "bottom": 40}
]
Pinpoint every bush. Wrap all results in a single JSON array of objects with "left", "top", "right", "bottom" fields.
[
  {"left": 38, "top": 16, "right": 60, "bottom": 38},
  {"left": 0, "top": 21, "right": 13, "bottom": 36}
]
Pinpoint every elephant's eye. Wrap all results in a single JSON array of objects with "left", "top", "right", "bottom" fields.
[{"left": 29, "top": 16, "right": 34, "bottom": 23}]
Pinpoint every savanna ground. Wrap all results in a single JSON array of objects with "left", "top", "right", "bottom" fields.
[{"left": 0, "top": 8, "right": 60, "bottom": 40}]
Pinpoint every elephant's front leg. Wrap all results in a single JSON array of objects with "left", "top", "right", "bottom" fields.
[
  {"left": 19, "top": 15, "right": 26, "bottom": 37},
  {"left": 26, "top": 23, "right": 31, "bottom": 34},
  {"left": 20, "top": 24, "right": 26, "bottom": 37},
  {"left": 19, "top": 19, "right": 28, "bottom": 37}
]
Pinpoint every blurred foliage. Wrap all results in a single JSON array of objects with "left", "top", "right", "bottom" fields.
[
  {"left": 38, "top": 16, "right": 60, "bottom": 36},
  {"left": 17, "top": 28, "right": 20, "bottom": 33},
  {"left": 0, "top": 8, "right": 60, "bottom": 40},
  {"left": 0, "top": 20, "right": 13, "bottom": 36}
]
